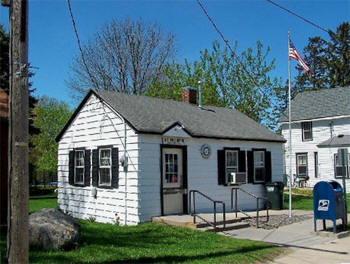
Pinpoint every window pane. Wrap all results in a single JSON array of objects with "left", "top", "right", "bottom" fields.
[
  {"left": 100, "top": 168, "right": 111, "bottom": 185},
  {"left": 226, "top": 151, "right": 237, "bottom": 167},
  {"left": 164, "top": 153, "right": 179, "bottom": 184},
  {"left": 165, "top": 173, "right": 172, "bottom": 183},
  {"left": 75, "top": 168, "right": 84, "bottom": 183},
  {"left": 254, "top": 151, "right": 264, "bottom": 167},
  {"left": 255, "top": 168, "right": 265, "bottom": 182},
  {"left": 304, "top": 131, "right": 312, "bottom": 140},
  {"left": 299, "top": 166, "right": 307, "bottom": 175},
  {"left": 75, "top": 151, "right": 84, "bottom": 166},
  {"left": 101, "top": 149, "right": 110, "bottom": 158},
  {"left": 302, "top": 122, "right": 312, "bottom": 140},
  {"left": 336, "top": 167, "right": 343, "bottom": 177},
  {"left": 298, "top": 155, "right": 307, "bottom": 165},
  {"left": 100, "top": 149, "right": 111, "bottom": 166}
]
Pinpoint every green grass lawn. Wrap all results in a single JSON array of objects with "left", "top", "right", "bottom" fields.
[
  {"left": 0, "top": 195, "right": 282, "bottom": 264},
  {"left": 28, "top": 221, "right": 281, "bottom": 264},
  {"left": 284, "top": 191, "right": 350, "bottom": 212},
  {"left": 29, "top": 193, "right": 57, "bottom": 213}
]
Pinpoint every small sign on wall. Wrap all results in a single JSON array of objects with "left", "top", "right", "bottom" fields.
[{"left": 162, "top": 137, "right": 185, "bottom": 145}]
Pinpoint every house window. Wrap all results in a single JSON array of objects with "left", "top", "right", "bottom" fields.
[
  {"left": 334, "top": 153, "right": 350, "bottom": 179},
  {"left": 302, "top": 122, "right": 313, "bottom": 141},
  {"left": 74, "top": 150, "right": 85, "bottom": 184},
  {"left": 296, "top": 153, "right": 308, "bottom": 177},
  {"left": 99, "top": 148, "right": 112, "bottom": 186},
  {"left": 254, "top": 151, "right": 265, "bottom": 183},
  {"left": 225, "top": 150, "right": 238, "bottom": 183}
]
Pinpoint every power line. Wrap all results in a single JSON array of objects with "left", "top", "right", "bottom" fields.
[
  {"left": 66, "top": 0, "right": 99, "bottom": 89},
  {"left": 266, "top": 0, "right": 328, "bottom": 33},
  {"left": 194, "top": 0, "right": 268, "bottom": 96}
]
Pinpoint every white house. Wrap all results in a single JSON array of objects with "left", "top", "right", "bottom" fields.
[
  {"left": 56, "top": 88, "right": 285, "bottom": 225},
  {"left": 280, "top": 86, "right": 350, "bottom": 191}
]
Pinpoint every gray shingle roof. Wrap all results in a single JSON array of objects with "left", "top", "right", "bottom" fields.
[
  {"left": 317, "top": 135, "right": 350, "bottom": 148},
  {"left": 279, "top": 86, "right": 350, "bottom": 122},
  {"left": 94, "top": 90, "right": 284, "bottom": 142}
]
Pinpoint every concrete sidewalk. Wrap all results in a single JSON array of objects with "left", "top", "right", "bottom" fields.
[
  {"left": 220, "top": 210, "right": 350, "bottom": 264},
  {"left": 272, "top": 236, "right": 350, "bottom": 264}
]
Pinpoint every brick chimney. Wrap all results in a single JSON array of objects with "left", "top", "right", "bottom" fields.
[{"left": 182, "top": 86, "right": 197, "bottom": 104}]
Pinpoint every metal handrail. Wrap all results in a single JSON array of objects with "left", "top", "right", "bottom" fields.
[
  {"left": 231, "top": 187, "right": 271, "bottom": 228},
  {"left": 189, "top": 190, "right": 226, "bottom": 231}
]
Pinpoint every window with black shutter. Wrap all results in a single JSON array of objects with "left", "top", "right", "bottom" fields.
[
  {"left": 247, "top": 150, "right": 272, "bottom": 184},
  {"left": 99, "top": 148, "right": 112, "bottom": 186},
  {"left": 92, "top": 146, "right": 119, "bottom": 188},
  {"left": 253, "top": 151, "right": 265, "bottom": 183},
  {"left": 74, "top": 150, "right": 85, "bottom": 184},
  {"left": 217, "top": 148, "right": 246, "bottom": 185},
  {"left": 68, "top": 148, "right": 90, "bottom": 186}
]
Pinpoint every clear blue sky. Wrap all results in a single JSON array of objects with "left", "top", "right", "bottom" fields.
[{"left": 1, "top": 0, "right": 349, "bottom": 107}]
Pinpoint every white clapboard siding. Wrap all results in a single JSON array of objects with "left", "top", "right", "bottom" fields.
[
  {"left": 281, "top": 117, "right": 350, "bottom": 192},
  {"left": 138, "top": 134, "right": 284, "bottom": 221},
  {"left": 57, "top": 94, "right": 140, "bottom": 225}
]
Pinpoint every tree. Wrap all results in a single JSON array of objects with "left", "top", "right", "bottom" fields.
[
  {"left": 295, "top": 22, "right": 350, "bottom": 90},
  {"left": 30, "top": 97, "right": 71, "bottom": 183},
  {"left": 147, "top": 41, "right": 282, "bottom": 130},
  {"left": 0, "top": 24, "right": 9, "bottom": 92},
  {"left": 68, "top": 18, "right": 175, "bottom": 97}
]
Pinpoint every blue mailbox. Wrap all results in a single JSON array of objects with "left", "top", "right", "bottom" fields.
[{"left": 313, "top": 181, "right": 346, "bottom": 233}]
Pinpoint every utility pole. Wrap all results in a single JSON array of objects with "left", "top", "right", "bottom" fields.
[{"left": 3, "top": 0, "right": 29, "bottom": 263}]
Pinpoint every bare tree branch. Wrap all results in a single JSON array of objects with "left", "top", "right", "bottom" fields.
[{"left": 67, "top": 18, "right": 175, "bottom": 98}]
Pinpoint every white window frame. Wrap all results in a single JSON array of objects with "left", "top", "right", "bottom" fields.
[
  {"left": 99, "top": 148, "right": 112, "bottom": 186},
  {"left": 225, "top": 150, "right": 239, "bottom": 184},
  {"left": 334, "top": 153, "right": 350, "bottom": 179},
  {"left": 253, "top": 151, "right": 265, "bottom": 183},
  {"left": 302, "top": 122, "right": 313, "bottom": 141},
  {"left": 74, "top": 150, "right": 85, "bottom": 185},
  {"left": 296, "top": 153, "right": 308, "bottom": 177}
]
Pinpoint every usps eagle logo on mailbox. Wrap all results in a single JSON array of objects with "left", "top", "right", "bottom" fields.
[{"left": 318, "top": 199, "right": 330, "bottom": 211}]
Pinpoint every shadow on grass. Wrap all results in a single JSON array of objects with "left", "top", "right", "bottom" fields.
[
  {"left": 27, "top": 222, "right": 279, "bottom": 264},
  {"left": 30, "top": 243, "right": 276, "bottom": 264}
]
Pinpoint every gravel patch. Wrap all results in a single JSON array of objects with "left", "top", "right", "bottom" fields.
[{"left": 244, "top": 214, "right": 313, "bottom": 229}]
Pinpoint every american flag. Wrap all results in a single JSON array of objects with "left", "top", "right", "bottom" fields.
[{"left": 289, "top": 40, "right": 310, "bottom": 74}]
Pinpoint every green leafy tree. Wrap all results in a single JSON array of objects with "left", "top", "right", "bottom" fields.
[
  {"left": 31, "top": 97, "right": 72, "bottom": 183},
  {"left": 0, "top": 24, "right": 9, "bottom": 92},
  {"left": 147, "top": 41, "right": 282, "bottom": 130},
  {"left": 295, "top": 22, "right": 350, "bottom": 90}
]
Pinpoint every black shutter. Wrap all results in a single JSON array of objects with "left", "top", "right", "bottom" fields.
[
  {"left": 238, "top": 150, "right": 246, "bottom": 172},
  {"left": 217, "top": 150, "right": 225, "bottom": 185},
  {"left": 69, "top": 150, "right": 75, "bottom": 185},
  {"left": 247, "top": 151, "right": 254, "bottom": 183},
  {"left": 111, "top": 148, "right": 119, "bottom": 188},
  {"left": 84, "top": 150, "right": 91, "bottom": 186},
  {"left": 92, "top": 149, "right": 99, "bottom": 187},
  {"left": 265, "top": 151, "right": 272, "bottom": 183}
]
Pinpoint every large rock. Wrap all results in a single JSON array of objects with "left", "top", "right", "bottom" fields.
[{"left": 29, "top": 208, "right": 80, "bottom": 250}]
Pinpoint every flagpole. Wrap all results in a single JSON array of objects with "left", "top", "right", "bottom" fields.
[{"left": 288, "top": 30, "right": 293, "bottom": 218}]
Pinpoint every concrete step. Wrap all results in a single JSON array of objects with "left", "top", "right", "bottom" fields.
[
  {"left": 195, "top": 216, "right": 250, "bottom": 228},
  {"left": 199, "top": 222, "right": 251, "bottom": 232}
]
